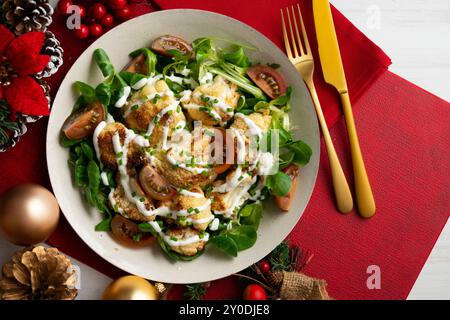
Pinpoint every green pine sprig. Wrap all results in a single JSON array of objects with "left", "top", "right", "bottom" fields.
[
  {"left": 184, "top": 283, "right": 207, "bottom": 300},
  {"left": 0, "top": 101, "right": 19, "bottom": 147}
]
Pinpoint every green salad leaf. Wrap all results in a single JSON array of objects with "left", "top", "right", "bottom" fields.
[
  {"left": 209, "top": 235, "right": 238, "bottom": 257},
  {"left": 240, "top": 202, "right": 263, "bottom": 228},
  {"left": 266, "top": 171, "right": 292, "bottom": 197},
  {"left": 74, "top": 81, "right": 96, "bottom": 103},
  {"left": 93, "top": 48, "right": 115, "bottom": 78},
  {"left": 222, "top": 45, "right": 251, "bottom": 67}
]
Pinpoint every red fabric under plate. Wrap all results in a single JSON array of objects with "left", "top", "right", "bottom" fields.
[{"left": 0, "top": 0, "right": 448, "bottom": 300}]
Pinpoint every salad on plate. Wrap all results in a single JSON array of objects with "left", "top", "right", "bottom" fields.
[{"left": 60, "top": 35, "right": 312, "bottom": 261}]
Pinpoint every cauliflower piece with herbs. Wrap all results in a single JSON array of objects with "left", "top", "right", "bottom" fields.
[
  {"left": 182, "top": 76, "right": 240, "bottom": 125},
  {"left": 96, "top": 122, "right": 144, "bottom": 169},
  {"left": 165, "top": 227, "right": 206, "bottom": 256},
  {"left": 171, "top": 188, "right": 212, "bottom": 231}
]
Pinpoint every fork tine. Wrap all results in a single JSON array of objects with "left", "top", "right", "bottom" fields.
[
  {"left": 280, "top": 9, "right": 293, "bottom": 59},
  {"left": 285, "top": 7, "right": 299, "bottom": 58},
  {"left": 290, "top": 5, "right": 305, "bottom": 56},
  {"left": 297, "top": 3, "right": 311, "bottom": 54}
]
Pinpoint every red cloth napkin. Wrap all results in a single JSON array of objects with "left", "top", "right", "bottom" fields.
[{"left": 0, "top": 0, "right": 448, "bottom": 300}]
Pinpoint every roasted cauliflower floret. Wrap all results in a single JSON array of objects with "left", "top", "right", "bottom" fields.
[
  {"left": 110, "top": 177, "right": 155, "bottom": 222},
  {"left": 182, "top": 76, "right": 240, "bottom": 125},
  {"left": 171, "top": 188, "right": 212, "bottom": 231},
  {"left": 231, "top": 112, "right": 272, "bottom": 134},
  {"left": 166, "top": 227, "right": 206, "bottom": 256},
  {"left": 149, "top": 106, "right": 186, "bottom": 148},
  {"left": 122, "top": 80, "right": 177, "bottom": 132},
  {"left": 211, "top": 170, "right": 255, "bottom": 217},
  {"left": 96, "top": 122, "right": 143, "bottom": 169},
  {"left": 153, "top": 152, "right": 217, "bottom": 189}
]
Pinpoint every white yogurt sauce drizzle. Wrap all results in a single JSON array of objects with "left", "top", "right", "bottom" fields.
[
  {"left": 213, "top": 166, "right": 244, "bottom": 193},
  {"left": 149, "top": 221, "right": 209, "bottom": 247},
  {"left": 209, "top": 218, "right": 220, "bottom": 231},
  {"left": 93, "top": 121, "right": 107, "bottom": 161},
  {"left": 231, "top": 128, "right": 246, "bottom": 164},
  {"left": 100, "top": 172, "right": 109, "bottom": 186},
  {"left": 108, "top": 189, "right": 124, "bottom": 214},
  {"left": 146, "top": 101, "right": 180, "bottom": 136},
  {"left": 179, "top": 189, "right": 203, "bottom": 198},
  {"left": 131, "top": 77, "right": 148, "bottom": 90},
  {"left": 115, "top": 86, "right": 131, "bottom": 108},
  {"left": 214, "top": 175, "right": 257, "bottom": 218},
  {"left": 235, "top": 113, "right": 263, "bottom": 137}
]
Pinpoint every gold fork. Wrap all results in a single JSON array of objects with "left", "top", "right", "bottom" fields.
[{"left": 281, "top": 4, "right": 353, "bottom": 213}]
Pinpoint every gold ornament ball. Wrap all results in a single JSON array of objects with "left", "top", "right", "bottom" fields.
[
  {"left": 102, "top": 275, "right": 159, "bottom": 300},
  {"left": 0, "top": 184, "right": 60, "bottom": 246}
]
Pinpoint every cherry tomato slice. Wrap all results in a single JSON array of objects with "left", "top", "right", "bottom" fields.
[
  {"left": 247, "top": 64, "right": 287, "bottom": 99},
  {"left": 212, "top": 128, "right": 233, "bottom": 174},
  {"left": 62, "top": 101, "right": 105, "bottom": 140},
  {"left": 274, "top": 164, "right": 299, "bottom": 212},
  {"left": 110, "top": 215, "right": 155, "bottom": 247},
  {"left": 139, "top": 164, "right": 176, "bottom": 201},
  {"left": 151, "top": 35, "right": 193, "bottom": 58},
  {"left": 123, "top": 53, "right": 147, "bottom": 74}
]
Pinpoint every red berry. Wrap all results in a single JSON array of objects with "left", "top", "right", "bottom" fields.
[
  {"left": 58, "top": 0, "right": 73, "bottom": 15},
  {"left": 109, "top": 0, "right": 127, "bottom": 9},
  {"left": 101, "top": 14, "right": 114, "bottom": 27},
  {"left": 243, "top": 284, "right": 267, "bottom": 300},
  {"left": 89, "top": 23, "right": 103, "bottom": 37},
  {"left": 91, "top": 3, "right": 107, "bottom": 20},
  {"left": 114, "top": 5, "right": 131, "bottom": 20},
  {"left": 259, "top": 260, "right": 271, "bottom": 274},
  {"left": 78, "top": 5, "right": 87, "bottom": 19},
  {"left": 74, "top": 24, "right": 89, "bottom": 39}
]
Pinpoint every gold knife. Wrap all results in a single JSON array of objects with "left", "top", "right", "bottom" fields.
[{"left": 313, "top": 0, "right": 376, "bottom": 218}]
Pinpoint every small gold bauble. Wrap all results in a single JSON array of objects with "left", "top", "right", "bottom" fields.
[
  {"left": 101, "top": 275, "right": 159, "bottom": 300},
  {"left": 0, "top": 184, "right": 60, "bottom": 246}
]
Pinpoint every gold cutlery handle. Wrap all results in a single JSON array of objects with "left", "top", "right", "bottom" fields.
[
  {"left": 306, "top": 81, "right": 353, "bottom": 213},
  {"left": 340, "top": 92, "right": 376, "bottom": 218}
]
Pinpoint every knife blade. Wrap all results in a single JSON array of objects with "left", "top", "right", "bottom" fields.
[
  {"left": 313, "top": 0, "right": 348, "bottom": 94},
  {"left": 313, "top": 0, "right": 376, "bottom": 218}
]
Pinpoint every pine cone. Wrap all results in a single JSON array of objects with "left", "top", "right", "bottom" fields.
[
  {"left": 2, "top": 0, "right": 54, "bottom": 35},
  {"left": 0, "top": 120, "right": 26, "bottom": 153},
  {"left": 0, "top": 246, "right": 78, "bottom": 300},
  {"left": 36, "top": 31, "right": 64, "bottom": 79},
  {"left": 0, "top": 98, "right": 26, "bottom": 152}
]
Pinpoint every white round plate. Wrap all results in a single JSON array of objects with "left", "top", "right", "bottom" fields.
[{"left": 46, "top": 9, "right": 320, "bottom": 284}]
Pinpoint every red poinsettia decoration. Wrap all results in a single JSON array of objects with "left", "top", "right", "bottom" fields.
[{"left": 0, "top": 25, "right": 50, "bottom": 117}]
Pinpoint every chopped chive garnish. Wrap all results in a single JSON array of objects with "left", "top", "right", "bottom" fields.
[{"left": 152, "top": 94, "right": 161, "bottom": 104}]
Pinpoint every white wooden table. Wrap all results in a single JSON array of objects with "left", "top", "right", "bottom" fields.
[{"left": 0, "top": 0, "right": 448, "bottom": 300}]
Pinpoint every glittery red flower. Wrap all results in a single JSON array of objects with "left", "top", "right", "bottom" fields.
[{"left": 0, "top": 25, "right": 50, "bottom": 117}]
